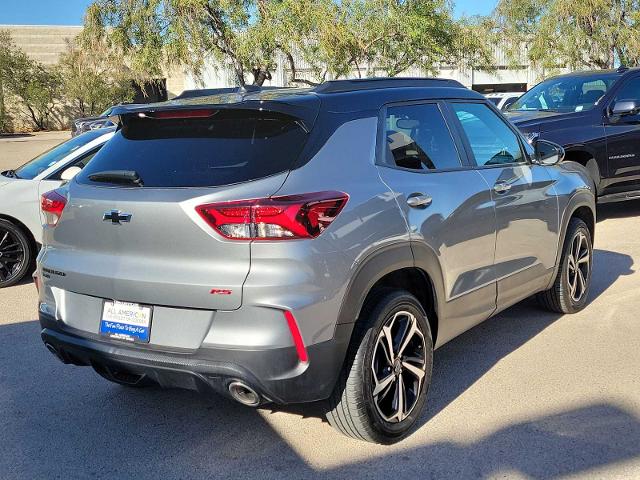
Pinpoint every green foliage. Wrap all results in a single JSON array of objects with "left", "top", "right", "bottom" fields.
[
  {"left": 57, "top": 40, "right": 134, "bottom": 117},
  {"left": 83, "top": 0, "right": 494, "bottom": 87},
  {"left": 83, "top": 0, "right": 260, "bottom": 85},
  {"left": 0, "top": 30, "right": 62, "bottom": 131},
  {"left": 494, "top": 0, "right": 640, "bottom": 70}
]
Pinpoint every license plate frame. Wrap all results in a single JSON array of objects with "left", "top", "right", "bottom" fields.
[{"left": 99, "top": 300, "right": 153, "bottom": 343}]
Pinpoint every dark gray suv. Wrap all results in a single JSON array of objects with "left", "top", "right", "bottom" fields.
[{"left": 37, "top": 78, "right": 596, "bottom": 443}]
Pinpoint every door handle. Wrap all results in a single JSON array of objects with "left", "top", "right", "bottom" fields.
[
  {"left": 493, "top": 182, "right": 511, "bottom": 194},
  {"left": 406, "top": 194, "right": 432, "bottom": 208}
]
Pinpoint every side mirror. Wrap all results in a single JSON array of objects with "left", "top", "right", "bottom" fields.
[
  {"left": 60, "top": 166, "right": 82, "bottom": 181},
  {"left": 533, "top": 139, "right": 565, "bottom": 166},
  {"left": 611, "top": 99, "right": 640, "bottom": 117}
]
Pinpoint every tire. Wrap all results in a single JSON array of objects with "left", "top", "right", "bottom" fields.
[
  {"left": 0, "top": 219, "right": 34, "bottom": 288},
  {"left": 325, "top": 290, "right": 434, "bottom": 443},
  {"left": 538, "top": 218, "right": 593, "bottom": 314}
]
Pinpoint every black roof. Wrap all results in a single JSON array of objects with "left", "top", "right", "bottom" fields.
[
  {"left": 544, "top": 67, "right": 640, "bottom": 81},
  {"left": 313, "top": 77, "right": 464, "bottom": 93},
  {"left": 110, "top": 77, "right": 483, "bottom": 128}
]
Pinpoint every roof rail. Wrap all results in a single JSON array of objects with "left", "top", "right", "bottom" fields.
[{"left": 313, "top": 77, "right": 465, "bottom": 94}]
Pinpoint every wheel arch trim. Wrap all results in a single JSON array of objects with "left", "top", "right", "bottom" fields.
[{"left": 546, "top": 191, "right": 596, "bottom": 290}]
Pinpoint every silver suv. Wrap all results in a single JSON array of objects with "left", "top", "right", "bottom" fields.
[{"left": 37, "top": 78, "right": 596, "bottom": 443}]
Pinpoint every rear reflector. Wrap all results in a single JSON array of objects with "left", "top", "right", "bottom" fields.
[
  {"left": 33, "top": 271, "right": 40, "bottom": 293},
  {"left": 41, "top": 190, "right": 67, "bottom": 227},
  {"left": 284, "top": 311, "right": 308, "bottom": 363},
  {"left": 196, "top": 191, "right": 348, "bottom": 240}
]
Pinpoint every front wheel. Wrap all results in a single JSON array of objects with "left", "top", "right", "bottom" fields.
[
  {"left": 0, "top": 219, "right": 34, "bottom": 288},
  {"left": 325, "top": 290, "right": 433, "bottom": 443},
  {"left": 538, "top": 218, "right": 593, "bottom": 313}
]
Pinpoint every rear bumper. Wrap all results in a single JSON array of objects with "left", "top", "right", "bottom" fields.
[{"left": 40, "top": 312, "right": 352, "bottom": 405}]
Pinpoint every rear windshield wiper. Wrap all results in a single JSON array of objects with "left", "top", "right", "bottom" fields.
[{"left": 88, "top": 170, "right": 143, "bottom": 186}]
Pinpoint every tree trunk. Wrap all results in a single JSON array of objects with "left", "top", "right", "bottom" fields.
[
  {"left": 0, "top": 79, "right": 5, "bottom": 133},
  {"left": 252, "top": 67, "right": 272, "bottom": 86}
]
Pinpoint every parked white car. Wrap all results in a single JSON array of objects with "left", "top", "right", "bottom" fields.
[
  {"left": 485, "top": 92, "right": 523, "bottom": 111},
  {"left": 0, "top": 128, "right": 115, "bottom": 287}
]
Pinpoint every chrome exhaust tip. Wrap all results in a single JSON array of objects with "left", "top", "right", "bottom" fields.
[{"left": 228, "top": 381, "right": 261, "bottom": 407}]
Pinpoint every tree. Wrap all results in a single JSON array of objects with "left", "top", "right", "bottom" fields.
[
  {"left": 0, "top": 30, "right": 62, "bottom": 131},
  {"left": 57, "top": 40, "right": 134, "bottom": 117},
  {"left": 83, "top": 0, "right": 270, "bottom": 87},
  {"left": 83, "top": 0, "right": 495, "bottom": 87},
  {"left": 494, "top": 0, "right": 640, "bottom": 70}
]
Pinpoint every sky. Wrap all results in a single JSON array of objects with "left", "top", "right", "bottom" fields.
[
  {"left": 0, "top": 0, "right": 497, "bottom": 25},
  {"left": 0, "top": 0, "right": 498, "bottom": 26}
]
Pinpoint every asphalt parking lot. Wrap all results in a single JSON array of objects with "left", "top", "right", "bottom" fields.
[{"left": 1, "top": 133, "right": 640, "bottom": 479}]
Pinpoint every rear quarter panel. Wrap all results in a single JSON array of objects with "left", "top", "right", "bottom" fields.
[{"left": 243, "top": 114, "right": 411, "bottom": 345}]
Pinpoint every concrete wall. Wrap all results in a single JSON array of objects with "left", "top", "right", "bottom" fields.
[{"left": 1, "top": 25, "right": 83, "bottom": 65}]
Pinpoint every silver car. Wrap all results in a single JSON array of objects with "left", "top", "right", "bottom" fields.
[
  {"left": 36, "top": 79, "right": 596, "bottom": 443},
  {"left": 0, "top": 129, "right": 114, "bottom": 287}
]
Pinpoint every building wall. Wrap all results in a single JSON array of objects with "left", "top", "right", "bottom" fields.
[{"left": 1, "top": 25, "right": 83, "bottom": 65}]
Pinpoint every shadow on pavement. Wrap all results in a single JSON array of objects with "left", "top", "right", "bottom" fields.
[
  {"left": 322, "top": 403, "right": 640, "bottom": 479},
  {"left": 0, "top": 247, "right": 635, "bottom": 478},
  {"left": 597, "top": 198, "right": 640, "bottom": 220},
  {"left": 1, "top": 320, "right": 639, "bottom": 479},
  {"left": 423, "top": 248, "right": 632, "bottom": 425},
  {"left": 0, "top": 133, "right": 34, "bottom": 139}
]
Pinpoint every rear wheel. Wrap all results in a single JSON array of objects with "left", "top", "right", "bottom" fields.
[
  {"left": 0, "top": 219, "right": 33, "bottom": 288},
  {"left": 538, "top": 218, "right": 592, "bottom": 313},
  {"left": 325, "top": 290, "right": 433, "bottom": 443}
]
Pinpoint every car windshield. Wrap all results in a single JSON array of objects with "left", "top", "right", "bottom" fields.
[
  {"left": 13, "top": 129, "right": 107, "bottom": 180},
  {"left": 508, "top": 74, "right": 620, "bottom": 113}
]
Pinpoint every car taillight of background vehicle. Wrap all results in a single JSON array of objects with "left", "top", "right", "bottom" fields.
[
  {"left": 196, "top": 191, "right": 349, "bottom": 240},
  {"left": 41, "top": 190, "right": 67, "bottom": 227}
]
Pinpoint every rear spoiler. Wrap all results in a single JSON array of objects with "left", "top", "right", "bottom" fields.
[{"left": 107, "top": 92, "right": 320, "bottom": 133}]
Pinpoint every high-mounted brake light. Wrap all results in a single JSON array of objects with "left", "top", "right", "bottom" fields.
[
  {"left": 41, "top": 190, "right": 67, "bottom": 227},
  {"left": 139, "top": 109, "right": 217, "bottom": 120},
  {"left": 196, "top": 191, "right": 348, "bottom": 240}
]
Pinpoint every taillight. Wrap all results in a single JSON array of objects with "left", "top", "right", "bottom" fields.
[
  {"left": 41, "top": 190, "right": 67, "bottom": 226},
  {"left": 196, "top": 191, "right": 348, "bottom": 240}
]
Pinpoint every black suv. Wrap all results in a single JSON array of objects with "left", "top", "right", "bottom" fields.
[{"left": 506, "top": 67, "right": 640, "bottom": 202}]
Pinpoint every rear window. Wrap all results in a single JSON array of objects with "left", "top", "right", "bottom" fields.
[{"left": 77, "top": 109, "right": 308, "bottom": 188}]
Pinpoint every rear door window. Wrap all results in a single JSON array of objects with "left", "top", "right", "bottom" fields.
[
  {"left": 382, "top": 103, "right": 462, "bottom": 171},
  {"left": 77, "top": 109, "right": 308, "bottom": 188}
]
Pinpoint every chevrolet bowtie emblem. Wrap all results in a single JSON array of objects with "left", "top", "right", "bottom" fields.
[{"left": 103, "top": 210, "right": 132, "bottom": 225}]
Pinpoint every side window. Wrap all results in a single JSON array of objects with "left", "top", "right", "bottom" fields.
[
  {"left": 614, "top": 77, "right": 640, "bottom": 102},
  {"left": 48, "top": 147, "right": 101, "bottom": 180},
  {"left": 451, "top": 103, "right": 525, "bottom": 166},
  {"left": 383, "top": 103, "right": 462, "bottom": 171}
]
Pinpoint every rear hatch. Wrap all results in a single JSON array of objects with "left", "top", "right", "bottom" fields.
[{"left": 42, "top": 102, "right": 316, "bottom": 311}]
